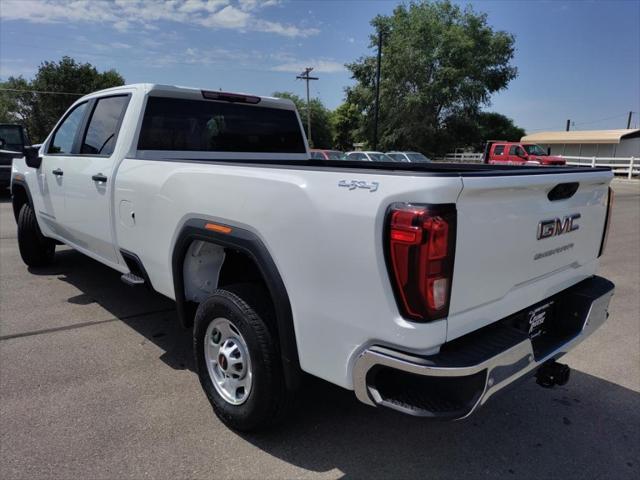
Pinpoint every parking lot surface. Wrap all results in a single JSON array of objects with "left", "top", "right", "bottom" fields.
[{"left": 1, "top": 180, "right": 639, "bottom": 480}]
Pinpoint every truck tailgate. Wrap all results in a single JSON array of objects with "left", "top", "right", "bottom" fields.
[{"left": 447, "top": 170, "right": 612, "bottom": 340}]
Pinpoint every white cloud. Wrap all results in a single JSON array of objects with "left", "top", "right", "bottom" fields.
[
  {"left": 272, "top": 59, "right": 346, "bottom": 74},
  {"left": 1, "top": 0, "right": 315, "bottom": 37}
]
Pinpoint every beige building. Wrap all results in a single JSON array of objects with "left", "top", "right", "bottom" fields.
[{"left": 521, "top": 129, "right": 640, "bottom": 158}]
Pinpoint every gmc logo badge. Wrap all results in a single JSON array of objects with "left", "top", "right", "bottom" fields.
[{"left": 537, "top": 214, "right": 581, "bottom": 240}]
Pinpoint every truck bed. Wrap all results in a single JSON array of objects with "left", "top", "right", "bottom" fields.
[{"left": 157, "top": 157, "right": 611, "bottom": 176}]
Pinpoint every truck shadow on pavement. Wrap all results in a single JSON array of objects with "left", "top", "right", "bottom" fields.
[{"left": 28, "top": 248, "right": 640, "bottom": 480}]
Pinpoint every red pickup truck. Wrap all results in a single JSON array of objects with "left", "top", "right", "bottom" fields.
[{"left": 483, "top": 141, "right": 565, "bottom": 166}]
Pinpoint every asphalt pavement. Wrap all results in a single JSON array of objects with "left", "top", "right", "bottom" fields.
[{"left": 1, "top": 179, "right": 639, "bottom": 479}]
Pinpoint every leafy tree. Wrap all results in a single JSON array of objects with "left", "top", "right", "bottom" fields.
[
  {"left": 0, "top": 77, "right": 31, "bottom": 125},
  {"left": 272, "top": 91, "right": 334, "bottom": 149},
  {"left": 476, "top": 111, "right": 525, "bottom": 147},
  {"left": 332, "top": 102, "right": 363, "bottom": 151},
  {"left": 346, "top": 0, "right": 517, "bottom": 156},
  {"left": 0, "top": 57, "right": 124, "bottom": 142}
]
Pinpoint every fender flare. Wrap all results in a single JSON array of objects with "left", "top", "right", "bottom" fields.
[
  {"left": 10, "top": 177, "right": 35, "bottom": 221},
  {"left": 172, "top": 218, "right": 301, "bottom": 389}
]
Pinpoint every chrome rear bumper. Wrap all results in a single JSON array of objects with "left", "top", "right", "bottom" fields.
[{"left": 353, "top": 276, "right": 614, "bottom": 419}]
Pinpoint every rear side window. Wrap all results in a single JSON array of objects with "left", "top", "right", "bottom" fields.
[
  {"left": 48, "top": 102, "right": 88, "bottom": 154},
  {"left": 138, "top": 97, "right": 306, "bottom": 153},
  {"left": 493, "top": 145, "right": 505, "bottom": 155},
  {"left": 0, "top": 125, "right": 24, "bottom": 152},
  {"left": 81, "top": 95, "right": 129, "bottom": 155}
]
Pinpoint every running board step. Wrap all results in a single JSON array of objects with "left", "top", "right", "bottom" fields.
[{"left": 121, "top": 273, "right": 145, "bottom": 286}]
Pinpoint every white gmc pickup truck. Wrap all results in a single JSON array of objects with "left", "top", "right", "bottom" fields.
[{"left": 10, "top": 84, "right": 615, "bottom": 431}]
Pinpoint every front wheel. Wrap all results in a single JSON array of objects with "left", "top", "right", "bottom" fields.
[
  {"left": 17, "top": 203, "right": 55, "bottom": 267},
  {"left": 193, "top": 285, "right": 292, "bottom": 431}
]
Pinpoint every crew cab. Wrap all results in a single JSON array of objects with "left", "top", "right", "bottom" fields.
[
  {"left": 10, "top": 84, "right": 614, "bottom": 431},
  {"left": 484, "top": 140, "right": 565, "bottom": 166}
]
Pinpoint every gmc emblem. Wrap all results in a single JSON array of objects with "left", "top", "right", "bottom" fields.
[{"left": 537, "top": 214, "right": 581, "bottom": 240}]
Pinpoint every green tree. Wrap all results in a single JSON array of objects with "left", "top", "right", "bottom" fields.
[
  {"left": 346, "top": 0, "right": 517, "bottom": 156},
  {"left": 0, "top": 77, "right": 31, "bottom": 125},
  {"left": 272, "top": 91, "right": 334, "bottom": 149},
  {"left": 332, "top": 102, "right": 363, "bottom": 151},
  {"left": 476, "top": 111, "right": 525, "bottom": 147},
  {"left": 0, "top": 57, "right": 124, "bottom": 142}
]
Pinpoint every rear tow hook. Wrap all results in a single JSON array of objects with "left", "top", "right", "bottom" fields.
[{"left": 535, "top": 361, "right": 571, "bottom": 388}]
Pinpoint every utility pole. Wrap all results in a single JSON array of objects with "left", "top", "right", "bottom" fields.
[
  {"left": 373, "top": 29, "right": 383, "bottom": 151},
  {"left": 566, "top": 119, "right": 571, "bottom": 131},
  {"left": 627, "top": 111, "right": 633, "bottom": 129},
  {"left": 296, "top": 67, "right": 318, "bottom": 146}
]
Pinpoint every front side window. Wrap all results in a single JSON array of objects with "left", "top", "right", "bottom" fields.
[
  {"left": 138, "top": 97, "right": 306, "bottom": 154},
  {"left": 524, "top": 144, "right": 547, "bottom": 156},
  {"left": 81, "top": 95, "right": 129, "bottom": 155},
  {"left": 326, "top": 151, "right": 347, "bottom": 160},
  {"left": 508, "top": 145, "right": 519, "bottom": 155},
  {"left": 368, "top": 153, "right": 394, "bottom": 162},
  {"left": 310, "top": 151, "right": 325, "bottom": 160},
  {"left": 406, "top": 153, "right": 430, "bottom": 162},
  {"left": 48, "top": 102, "right": 88, "bottom": 154}
]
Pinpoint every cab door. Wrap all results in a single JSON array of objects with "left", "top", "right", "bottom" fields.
[
  {"left": 36, "top": 101, "right": 89, "bottom": 237},
  {"left": 507, "top": 144, "right": 525, "bottom": 164},
  {"left": 61, "top": 94, "right": 130, "bottom": 265}
]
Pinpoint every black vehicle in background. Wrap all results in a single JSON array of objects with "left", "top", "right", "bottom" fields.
[{"left": 0, "top": 124, "right": 30, "bottom": 189}]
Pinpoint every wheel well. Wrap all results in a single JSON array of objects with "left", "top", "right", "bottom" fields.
[
  {"left": 11, "top": 183, "right": 29, "bottom": 221},
  {"left": 182, "top": 240, "right": 272, "bottom": 325}
]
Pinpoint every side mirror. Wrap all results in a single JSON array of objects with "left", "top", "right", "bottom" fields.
[
  {"left": 24, "top": 146, "right": 42, "bottom": 169},
  {"left": 518, "top": 150, "right": 527, "bottom": 158}
]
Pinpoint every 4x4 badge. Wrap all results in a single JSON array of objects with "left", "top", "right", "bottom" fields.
[{"left": 338, "top": 180, "right": 379, "bottom": 192}]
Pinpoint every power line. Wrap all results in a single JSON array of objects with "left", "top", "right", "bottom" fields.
[{"left": 0, "top": 88, "right": 86, "bottom": 96}]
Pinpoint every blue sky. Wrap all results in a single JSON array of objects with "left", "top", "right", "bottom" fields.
[{"left": 1, "top": 0, "right": 639, "bottom": 133}]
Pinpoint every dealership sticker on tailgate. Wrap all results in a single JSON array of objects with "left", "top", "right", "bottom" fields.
[{"left": 527, "top": 301, "right": 554, "bottom": 339}]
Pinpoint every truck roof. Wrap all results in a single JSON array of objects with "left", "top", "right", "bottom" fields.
[{"left": 77, "top": 83, "right": 296, "bottom": 111}]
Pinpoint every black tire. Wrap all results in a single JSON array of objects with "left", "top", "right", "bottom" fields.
[
  {"left": 17, "top": 202, "right": 55, "bottom": 267},
  {"left": 194, "top": 284, "right": 292, "bottom": 432}
]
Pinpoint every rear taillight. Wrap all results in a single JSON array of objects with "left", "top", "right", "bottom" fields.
[
  {"left": 598, "top": 187, "right": 614, "bottom": 257},
  {"left": 385, "top": 203, "right": 457, "bottom": 322}
]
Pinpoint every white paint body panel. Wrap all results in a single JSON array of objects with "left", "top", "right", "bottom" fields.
[{"left": 12, "top": 84, "right": 614, "bottom": 390}]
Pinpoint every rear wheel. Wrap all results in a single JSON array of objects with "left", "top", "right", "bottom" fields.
[
  {"left": 193, "top": 284, "right": 291, "bottom": 431},
  {"left": 17, "top": 203, "right": 55, "bottom": 267}
]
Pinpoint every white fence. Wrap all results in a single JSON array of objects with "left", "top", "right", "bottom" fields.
[
  {"left": 438, "top": 153, "right": 638, "bottom": 178},
  {"left": 561, "top": 156, "right": 638, "bottom": 179},
  {"left": 439, "top": 153, "right": 484, "bottom": 163}
]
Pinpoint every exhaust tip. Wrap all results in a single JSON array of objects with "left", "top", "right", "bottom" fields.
[{"left": 536, "top": 361, "right": 571, "bottom": 388}]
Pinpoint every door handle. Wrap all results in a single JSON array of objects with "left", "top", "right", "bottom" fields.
[
  {"left": 92, "top": 173, "right": 108, "bottom": 183},
  {"left": 52, "top": 168, "right": 64, "bottom": 177}
]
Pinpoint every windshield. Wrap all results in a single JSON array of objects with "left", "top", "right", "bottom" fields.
[
  {"left": 368, "top": 152, "right": 394, "bottom": 162},
  {"left": 326, "top": 150, "right": 347, "bottom": 160},
  {"left": 406, "top": 153, "right": 431, "bottom": 163},
  {"left": 523, "top": 144, "right": 547, "bottom": 156}
]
